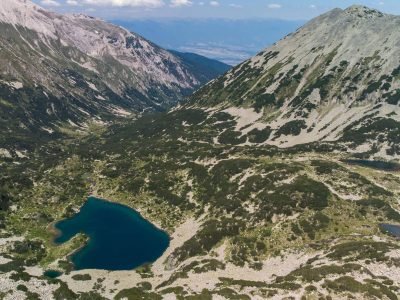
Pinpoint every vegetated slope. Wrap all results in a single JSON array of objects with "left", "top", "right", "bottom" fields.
[
  {"left": 0, "top": 0, "right": 229, "bottom": 152},
  {"left": 169, "top": 50, "right": 231, "bottom": 84},
  {"left": 192, "top": 5, "right": 400, "bottom": 158},
  {"left": 1, "top": 107, "right": 400, "bottom": 299}
]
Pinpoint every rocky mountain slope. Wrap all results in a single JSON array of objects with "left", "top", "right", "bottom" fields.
[
  {"left": 1, "top": 4, "right": 400, "bottom": 300},
  {"left": 192, "top": 5, "right": 400, "bottom": 158},
  {"left": 0, "top": 0, "right": 228, "bottom": 151}
]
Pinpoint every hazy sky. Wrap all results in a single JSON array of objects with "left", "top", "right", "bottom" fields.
[{"left": 32, "top": 0, "right": 400, "bottom": 20}]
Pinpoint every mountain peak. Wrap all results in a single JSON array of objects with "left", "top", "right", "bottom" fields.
[
  {"left": 0, "top": 0, "right": 58, "bottom": 38},
  {"left": 343, "top": 5, "right": 385, "bottom": 18},
  {"left": 192, "top": 3, "right": 400, "bottom": 150},
  {"left": 71, "top": 13, "right": 98, "bottom": 20},
  {"left": 0, "top": 0, "right": 231, "bottom": 143}
]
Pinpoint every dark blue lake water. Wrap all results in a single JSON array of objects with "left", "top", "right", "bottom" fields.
[
  {"left": 43, "top": 270, "right": 62, "bottom": 278},
  {"left": 342, "top": 159, "right": 400, "bottom": 171},
  {"left": 54, "top": 197, "right": 170, "bottom": 271},
  {"left": 380, "top": 224, "right": 400, "bottom": 238}
]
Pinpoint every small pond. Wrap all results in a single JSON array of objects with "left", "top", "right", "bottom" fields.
[
  {"left": 54, "top": 197, "right": 170, "bottom": 271},
  {"left": 43, "top": 270, "right": 62, "bottom": 278},
  {"left": 342, "top": 159, "right": 400, "bottom": 171},
  {"left": 380, "top": 223, "right": 400, "bottom": 238}
]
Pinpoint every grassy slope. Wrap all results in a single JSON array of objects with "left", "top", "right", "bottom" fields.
[{"left": 170, "top": 51, "right": 231, "bottom": 84}]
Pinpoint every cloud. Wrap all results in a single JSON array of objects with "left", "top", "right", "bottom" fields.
[
  {"left": 83, "top": 0, "right": 165, "bottom": 7},
  {"left": 40, "top": 0, "right": 60, "bottom": 6},
  {"left": 170, "top": 0, "right": 192, "bottom": 7},
  {"left": 267, "top": 3, "right": 281, "bottom": 9},
  {"left": 209, "top": 1, "right": 219, "bottom": 6},
  {"left": 229, "top": 3, "right": 242, "bottom": 8},
  {"left": 310, "top": 4, "right": 316, "bottom": 9},
  {"left": 66, "top": 0, "right": 79, "bottom": 5}
]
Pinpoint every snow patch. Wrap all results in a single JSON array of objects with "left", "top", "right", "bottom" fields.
[
  {"left": 110, "top": 107, "right": 131, "bottom": 117},
  {"left": 96, "top": 95, "right": 106, "bottom": 101},
  {"left": 0, "top": 80, "right": 23, "bottom": 90},
  {"left": 0, "top": 149, "right": 12, "bottom": 158},
  {"left": 41, "top": 127, "right": 54, "bottom": 134},
  {"left": 87, "top": 81, "right": 98, "bottom": 92}
]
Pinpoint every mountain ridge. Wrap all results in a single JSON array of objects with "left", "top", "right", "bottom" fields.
[
  {"left": 114, "top": 18, "right": 305, "bottom": 65},
  {"left": 191, "top": 5, "right": 400, "bottom": 158},
  {"left": 0, "top": 0, "right": 229, "bottom": 151}
]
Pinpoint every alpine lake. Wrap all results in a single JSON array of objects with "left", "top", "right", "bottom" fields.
[{"left": 50, "top": 197, "right": 170, "bottom": 271}]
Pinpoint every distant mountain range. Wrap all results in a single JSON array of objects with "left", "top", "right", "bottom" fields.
[
  {"left": 0, "top": 0, "right": 229, "bottom": 149},
  {"left": 113, "top": 19, "right": 305, "bottom": 65}
]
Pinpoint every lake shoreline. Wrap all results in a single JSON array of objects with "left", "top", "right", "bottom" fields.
[
  {"left": 342, "top": 159, "right": 400, "bottom": 171},
  {"left": 50, "top": 196, "right": 170, "bottom": 271},
  {"left": 380, "top": 223, "right": 400, "bottom": 239}
]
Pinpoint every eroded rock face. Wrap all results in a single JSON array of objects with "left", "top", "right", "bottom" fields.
[{"left": 0, "top": 0, "right": 199, "bottom": 91}]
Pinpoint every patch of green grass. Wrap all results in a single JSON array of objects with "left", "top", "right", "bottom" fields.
[
  {"left": 327, "top": 241, "right": 398, "bottom": 262},
  {"left": 247, "top": 127, "right": 272, "bottom": 143},
  {"left": 52, "top": 281, "right": 78, "bottom": 300},
  {"left": 115, "top": 287, "right": 162, "bottom": 300},
  {"left": 274, "top": 120, "right": 307, "bottom": 137},
  {"left": 71, "top": 274, "right": 91, "bottom": 281},
  {"left": 324, "top": 276, "right": 397, "bottom": 300},
  {"left": 285, "top": 264, "right": 364, "bottom": 282}
]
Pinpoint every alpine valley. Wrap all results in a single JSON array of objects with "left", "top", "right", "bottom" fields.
[
  {"left": 0, "top": 0, "right": 229, "bottom": 152},
  {"left": 1, "top": 2, "right": 400, "bottom": 300}
]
